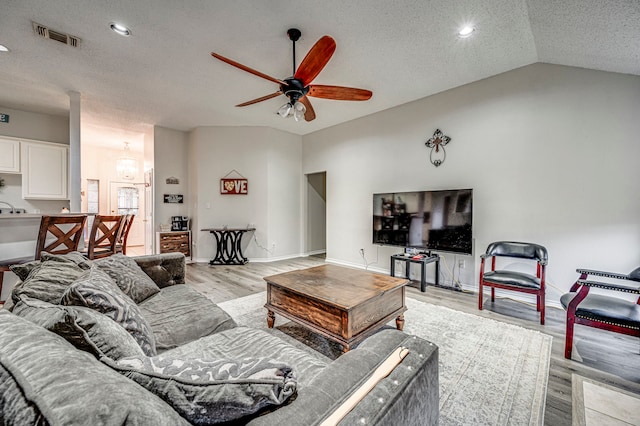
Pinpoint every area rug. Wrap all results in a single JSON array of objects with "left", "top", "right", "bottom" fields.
[{"left": 219, "top": 292, "right": 552, "bottom": 426}]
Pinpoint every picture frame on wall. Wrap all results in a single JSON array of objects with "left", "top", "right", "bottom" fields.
[{"left": 164, "top": 194, "right": 184, "bottom": 203}]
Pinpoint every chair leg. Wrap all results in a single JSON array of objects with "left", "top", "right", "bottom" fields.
[
  {"left": 491, "top": 287, "right": 495, "bottom": 302},
  {"left": 565, "top": 312, "right": 575, "bottom": 359},
  {"left": 0, "top": 270, "right": 4, "bottom": 306},
  {"left": 540, "top": 292, "right": 545, "bottom": 325},
  {"left": 536, "top": 295, "right": 541, "bottom": 312},
  {"left": 478, "top": 281, "right": 483, "bottom": 310}
]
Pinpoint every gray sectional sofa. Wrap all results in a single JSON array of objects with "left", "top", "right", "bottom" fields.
[{"left": 0, "top": 252, "right": 439, "bottom": 425}]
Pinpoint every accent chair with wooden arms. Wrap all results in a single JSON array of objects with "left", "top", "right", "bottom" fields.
[
  {"left": 561, "top": 267, "right": 640, "bottom": 360},
  {"left": 0, "top": 214, "right": 87, "bottom": 304},
  {"left": 478, "top": 241, "right": 548, "bottom": 325}
]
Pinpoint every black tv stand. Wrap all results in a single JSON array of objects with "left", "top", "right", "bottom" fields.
[{"left": 390, "top": 253, "right": 440, "bottom": 292}]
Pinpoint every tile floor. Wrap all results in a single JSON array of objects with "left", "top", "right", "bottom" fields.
[
  {"left": 574, "top": 374, "right": 640, "bottom": 426},
  {"left": 124, "top": 245, "right": 146, "bottom": 257}
]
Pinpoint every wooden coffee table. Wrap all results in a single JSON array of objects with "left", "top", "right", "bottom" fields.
[{"left": 263, "top": 264, "right": 408, "bottom": 353}]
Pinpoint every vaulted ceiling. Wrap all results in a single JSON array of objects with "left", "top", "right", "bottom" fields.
[{"left": 0, "top": 0, "right": 638, "bottom": 146}]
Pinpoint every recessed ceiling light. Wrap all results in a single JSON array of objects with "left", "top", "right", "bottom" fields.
[
  {"left": 458, "top": 26, "right": 475, "bottom": 38},
  {"left": 0, "top": 44, "right": 9, "bottom": 52},
  {"left": 109, "top": 22, "right": 131, "bottom": 37}
]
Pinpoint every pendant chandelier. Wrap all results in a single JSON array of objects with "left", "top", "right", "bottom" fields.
[{"left": 116, "top": 141, "right": 138, "bottom": 180}]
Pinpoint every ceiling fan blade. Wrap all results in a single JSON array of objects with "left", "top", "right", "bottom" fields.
[
  {"left": 299, "top": 96, "right": 316, "bottom": 122},
  {"left": 235, "top": 92, "right": 282, "bottom": 107},
  {"left": 294, "top": 36, "right": 336, "bottom": 86},
  {"left": 307, "top": 85, "right": 373, "bottom": 101},
  {"left": 211, "top": 52, "right": 286, "bottom": 86}
]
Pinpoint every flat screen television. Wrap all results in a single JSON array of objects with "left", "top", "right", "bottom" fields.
[{"left": 373, "top": 189, "right": 473, "bottom": 254}]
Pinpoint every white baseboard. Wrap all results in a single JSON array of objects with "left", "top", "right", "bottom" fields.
[
  {"left": 306, "top": 249, "right": 327, "bottom": 256},
  {"left": 194, "top": 252, "right": 308, "bottom": 264}
]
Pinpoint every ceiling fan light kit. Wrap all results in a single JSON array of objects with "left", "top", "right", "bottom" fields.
[{"left": 211, "top": 28, "right": 372, "bottom": 122}]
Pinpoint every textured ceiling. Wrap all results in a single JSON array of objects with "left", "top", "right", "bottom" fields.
[{"left": 0, "top": 0, "right": 638, "bottom": 146}]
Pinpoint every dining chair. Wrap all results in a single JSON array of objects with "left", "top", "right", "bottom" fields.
[
  {"left": 0, "top": 214, "right": 87, "bottom": 305},
  {"left": 478, "top": 241, "right": 548, "bottom": 325},
  {"left": 115, "top": 214, "right": 135, "bottom": 255},
  {"left": 82, "top": 215, "right": 125, "bottom": 259}
]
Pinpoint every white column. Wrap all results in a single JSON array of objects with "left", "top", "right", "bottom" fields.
[{"left": 68, "top": 91, "right": 81, "bottom": 212}]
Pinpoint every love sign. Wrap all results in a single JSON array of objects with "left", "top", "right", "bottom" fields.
[{"left": 220, "top": 178, "right": 248, "bottom": 195}]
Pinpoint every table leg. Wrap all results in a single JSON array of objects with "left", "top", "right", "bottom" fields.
[
  {"left": 267, "top": 310, "right": 275, "bottom": 328},
  {"left": 395, "top": 314, "right": 405, "bottom": 331},
  {"left": 390, "top": 258, "right": 396, "bottom": 277},
  {"left": 342, "top": 345, "right": 351, "bottom": 354},
  {"left": 435, "top": 257, "right": 440, "bottom": 286},
  {"left": 421, "top": 262, "right": 427, "bottom": 292}
]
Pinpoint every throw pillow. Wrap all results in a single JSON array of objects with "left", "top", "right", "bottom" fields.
[
  {"left": 103, "top": 354, "right": 297, "bottom": 425},
  {"left": 61, "top": 266, "right": 157, "bottom": 356},
  {"left": 8, "top": 260, "right": 41, "bottom": 282},
  {"left": 95, "top": 254, "right": 160, "bottom": 303},
  {"left": 41, "top": 251, "right": 93, "bottom": 270},
  {"left": 12, "top": 296, "right": 145, "bottom": 360},
  {"left": 10, "top": 260, "right": 84, "bottom": 305},
  {"left": 10, "top": 252, "right": 92, "bottom": 283},
  {"left": 0, "top": 311, "right": 190, "bottom": 426}
]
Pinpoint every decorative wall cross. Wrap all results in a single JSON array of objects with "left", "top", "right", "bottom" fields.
[{"left": 424, "top": 129, "right": 451, "bottom": 167}]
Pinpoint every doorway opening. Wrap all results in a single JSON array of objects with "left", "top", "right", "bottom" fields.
[
  {"left": 109, "top": 181, "right": 146, "bottom": 254},
  {"left": 306, "top": 172, "right": 326, "bottom": 256}
]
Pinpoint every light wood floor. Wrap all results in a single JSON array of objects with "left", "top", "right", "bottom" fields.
[{"left": 185, "top": 256, "right": 640, "bottom": 426}]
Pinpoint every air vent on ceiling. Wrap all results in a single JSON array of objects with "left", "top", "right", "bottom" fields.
[{"left": 32, "top": 22, "right": 80, "bottom": 47}]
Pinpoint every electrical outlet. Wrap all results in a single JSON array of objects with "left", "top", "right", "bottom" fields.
[{"left": 458, "top": 259, "right": 465, "bottom": 268}]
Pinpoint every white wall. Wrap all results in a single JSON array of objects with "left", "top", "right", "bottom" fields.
[
  {"left": 189, "top": 126, "right": 302, "bottom": 262},
  {"left": 154, "top": 127, "right": 189, "bottom": 231},
  {"left": 0, "top": 106, "right": 69, "bottom": 143},
  {"left": 302, "top": 63, "right": 640, "bottom": 305},
  {"left": 0, "top": 107, "right": 70, "bottom": 213}
]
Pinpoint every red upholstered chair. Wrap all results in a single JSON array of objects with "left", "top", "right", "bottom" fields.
[
  {"left": 561, "top": 267, "right": 640, "bottom": 360},
  {"left": 478, "top": 241, "right": 548, "bottom": 325},
  {"left": 0, "top": 214, "right": 87, "bottom": 305}
]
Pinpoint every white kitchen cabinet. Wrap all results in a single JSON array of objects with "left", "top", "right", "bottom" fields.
[
  {"left": 0, "top": 137, "right": 20, "bottom": 173},
  {"left": 21, "top": 141, "right": 68, "bottom": 200}
]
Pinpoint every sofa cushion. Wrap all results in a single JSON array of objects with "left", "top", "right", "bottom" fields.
[
  {"left": 164, "top": 326, "right": 329, "bottom": 388},
  {"left": 139, "top": 285, "right": 237, "bottom": 351},
  {"left": 95, "top": 254, "right": 160, "bottom": 303},
  {"left": 61, "top": 266, "right": 157, "bottom": 356},
  {"left": 12, "top": 297, "right": 145, "bottom": 360},
  {"left": 10, "top": 259, "right": 85, "bottom": 304},
  {"left": 0, "top": 363, "right": 46, "bottom": 425},
  {"left": 0, "top": 310, "right": 190, "bottom": 426},
  {"left": 103, "top": 354, "right": 296, "bottom": 425}
]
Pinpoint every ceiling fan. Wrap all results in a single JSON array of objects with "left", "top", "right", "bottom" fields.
[{"left": 211, "top": 28, "right": 372, "bottom": 122}]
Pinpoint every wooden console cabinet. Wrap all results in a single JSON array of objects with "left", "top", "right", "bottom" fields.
[{"left": 156, "top": 231, "right": 191, "bottom": 259}]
